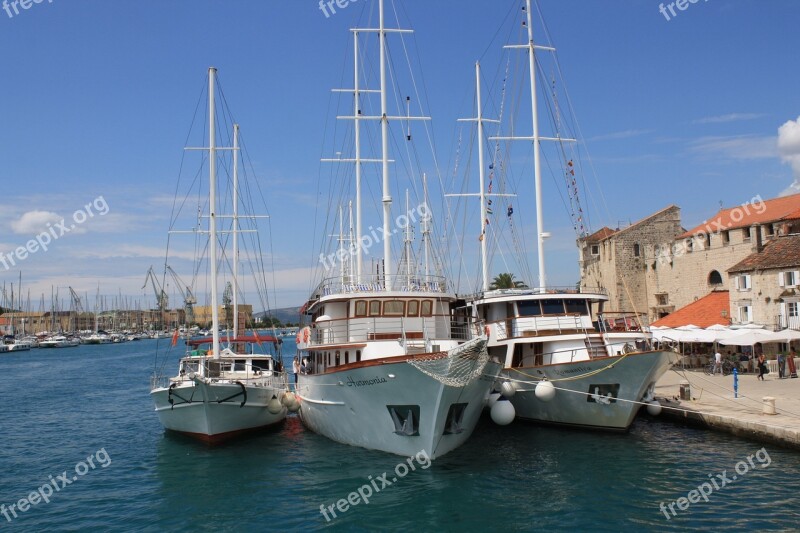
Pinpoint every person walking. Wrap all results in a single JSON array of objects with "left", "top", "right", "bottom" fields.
[
  {"left": 713, "top": 351, "right": 723, "bottom": 375},
  {"left": 757, "top": 353, "right": 767, "bottom": 381},
  {"left": 789, "top": 348, "right": 798, "bottom": 378}
]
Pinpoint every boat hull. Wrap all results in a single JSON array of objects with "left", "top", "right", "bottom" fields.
[
  {"left": 298, "top": 357, "right": 501, "bottom": 459},
  {"left": 502, "top": 350, "right": 677, "bottom": 431},
  {"left": 151, "top": 380, "right": 287, "bottom": 443}
]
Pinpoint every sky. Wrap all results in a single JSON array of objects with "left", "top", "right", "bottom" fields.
[{"left": 1, "top": 0, "right": 799, "bottom": 315}]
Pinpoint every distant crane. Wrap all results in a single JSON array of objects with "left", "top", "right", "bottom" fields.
[
  {"left": 142, "top": 267, "right": 168, "bottom": 330},
  {"left": 166, "top": 266, "right": 197, "bottom": 327}
]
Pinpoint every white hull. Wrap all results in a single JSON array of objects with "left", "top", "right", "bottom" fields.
[
  {"left": 151, "top": 379, "right": 287, "bottom": 442},
  {"left": 298, "top": 356, "right": 501, "bottom": 459},
  {"left": 502, "top": 350, "right": 677, "bottom": 430}
]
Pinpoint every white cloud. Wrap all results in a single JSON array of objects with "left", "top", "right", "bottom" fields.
[
  {"left": 689, "top": 135, "right": 778, "bottom": 160},
  {"left": 587, "top": 129, "right": 652, "bottom": 142},
  {"left": 777, "top": 116, "right": 800, "bottom": 196},
  {"left": 693, "top": 113, "right": 764, "bottom": 125},
  {"left": 10, "top": 210, "right": 63, "bottom": 235}
]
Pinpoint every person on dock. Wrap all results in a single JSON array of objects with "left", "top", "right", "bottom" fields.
[
  {"left": 757, "top": 353, "right": 767, "bottom": 381},
  {"left": 713, "top": 351, "right": 723, "bottom": 375},
  {"left": 777, "top": 353, "right": 785, "bottom": 379},
  {"left": 789, "top": 348, "right": 798, "bottom": 379}
]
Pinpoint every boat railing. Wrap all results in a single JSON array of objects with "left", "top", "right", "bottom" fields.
[
  {"left": 597, "top": 312, "right": 651, "bottom": 333},
  {"left": 310, "top": 314, "right": 480, "bottom": 345},
  {"left": 491, "top": 314, "right": 587, "bottom": 340},
  {"left": 461, "top": 286, "right": 608, "bottom": 301},
  {"left": 311, "top": 274, "right": 449, "bottom": 299}
]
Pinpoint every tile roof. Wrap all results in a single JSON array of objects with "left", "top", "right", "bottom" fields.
[
  {"left": 680, "top": 193, "right": 800, "bottom": 238},
  {"left": 727, "top": 233, "right": 800, "bottom": 273},
  {"left": 651, "top": 290, "right": 730, "bottom": 328},
  {"left": 584, "top": 226, "right": 617, "bottom": 243}
]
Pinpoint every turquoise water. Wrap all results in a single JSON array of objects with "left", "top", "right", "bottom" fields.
[{"left": 1, "top": 340, "right": 799, "bottom": 532}]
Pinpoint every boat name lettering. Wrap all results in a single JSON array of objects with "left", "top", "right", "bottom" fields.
[
  {"left": 347, "top": 376, "right": 388, "bottom": 387},
  {"left": 553, "top": 366, "right": 592, "bottom": 376}
]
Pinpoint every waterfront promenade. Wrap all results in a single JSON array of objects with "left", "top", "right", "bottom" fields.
[{"left": 655, "top": 367, "right": 800, "bottom": 449}]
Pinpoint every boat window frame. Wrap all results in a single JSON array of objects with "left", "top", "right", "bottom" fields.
[
  {"left": 407, "top": 300, "right": 419, "bottom": 317},
  {"left": 369, "top": 300, "right": 382, "bottom": 317},
  {"left": 420, "top": 300, "right": 433, "bottom": 317},
  {"left": 354, "top": 300, "right": 367, "bottom": 317},
  {"left": 383, "top": 300, "right": 405, "bottom": 317}
]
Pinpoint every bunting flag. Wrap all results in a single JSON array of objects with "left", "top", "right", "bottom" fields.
[
  {"left": 488, "top": 181, "right": 493, "bottom": 193},
  {"left": 487, "top": 199, "right": 492, "bottom": 205},
  {"left": 479, "top": 233, "right": 484, "bottom": 242},
  {"left": 486, "top": 207, "right": 493, "bottom": 215},
  {"left": 171, "top": 328, "right": 179, "bottom": 347},
  {"left": 507, "top": 205, "right": 514, "bottom": 217}
]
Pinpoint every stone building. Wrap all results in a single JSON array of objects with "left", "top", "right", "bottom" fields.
[
  {"left": 579, "top": 192, "right": 800, "bottom": 328},
  {"left": 727, "top": 234, "right": 800, "bottom": 329}
]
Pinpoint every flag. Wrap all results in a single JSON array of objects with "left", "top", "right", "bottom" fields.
[
  {"left": 507, "top": 205, "right": 514, "bottom": 217},
  {"left": 171, "top": 328, "right": 179, "bottom": 347},
  {"left": 486, "top": 207, "right": 493, "bottom": 215}
]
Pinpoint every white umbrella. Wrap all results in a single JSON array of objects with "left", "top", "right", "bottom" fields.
[
  {"left": 717, "top": 329, "right": 783, "bottom": 346},
  {"left": 773, "top": 328, "right": 800, "bottom": 342}
]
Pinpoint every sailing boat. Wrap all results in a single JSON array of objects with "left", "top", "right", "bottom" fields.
[
  {"left": 296, "top": 0, "right": 501, "bottom": 459},
  {"left": 150, "top": 68, "right": 289, "bottom": 443},
  {"left": 460, "top": 0, "right": 677, "bottom": 431}
]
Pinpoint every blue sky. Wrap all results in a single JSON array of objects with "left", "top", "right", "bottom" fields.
[{"left": 1, "top": 0, "right": 799, "bottom": 314}]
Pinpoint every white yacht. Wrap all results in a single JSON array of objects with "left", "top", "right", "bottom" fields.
[
  {"left": 296, "top": 0, "right": 500, "bottom": 459},
  {"left": 455, "top": 0, "right": 676, "bottom": 431},
  {"left": 150, "top": 68, "right": 289, "bottom": 442}
]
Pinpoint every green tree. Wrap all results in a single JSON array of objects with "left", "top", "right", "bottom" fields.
[{"left": 490, "top": 273, "right": 528, "bottom": 290}]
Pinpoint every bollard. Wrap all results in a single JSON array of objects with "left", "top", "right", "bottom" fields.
[
  {"left": 733, "top": 367, "right": 738, "bottom": 398},
  {"left": 762, "top": 396, "right": 776, "bottom": 415},
  {"left": 680, "top": 380, "right": 691, "bottom": 401}
]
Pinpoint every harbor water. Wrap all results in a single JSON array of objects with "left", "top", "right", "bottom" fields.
[{"left": 1, "top": 340, "right": 798, "bottom": 532}]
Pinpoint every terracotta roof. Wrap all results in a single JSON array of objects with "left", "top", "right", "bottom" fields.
[
  {"left": 780, "top": 207, "right": 800, "bottom": 221},
  {"left": 651, "top": 291, "right": 730, "bottom": 328},
  {"left": 583, "top": 227, "right": 617, "bottom": 243},
  {"left": 728, "top": 233, "right": 800, "bottom": 273},
  {"left": 680, "top": 193, "right": 800, "bottom": 238}
]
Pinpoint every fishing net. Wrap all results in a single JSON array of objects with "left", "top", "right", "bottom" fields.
[{"left": 406, "top": 337, "right": 489, "bottom": 387}]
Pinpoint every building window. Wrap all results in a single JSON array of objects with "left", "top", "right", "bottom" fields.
[
  {"left": 633, "top": 243, "right": 640, "bottom": 257},
  {"left": 705, "top": 233, "right": 711, "bottom": 249},
  {"left": 685, "top": 239, "right": 693, "bottom": 253},
  {"left": 743, "top": 227, "right": 751, "bottom": 241},
  {"left": 739, "top": 305, "right": 753, "bottom": 323},
  {"left": 779, "top": 271, "right": 799, "bottom": 287},
  {"left": 767, "top": 225, "right": 775, "bottom": 236},
  {"left": 722, "top": 230, "right": 730, "bottom": 246},
  {"left": 789, "top": 302, "right": 799, "bottom": 318},
  {"left": 590, "top": 244, "right": 599, "bottom": 256},
  {"left": 708, "top": 270, "right": 723, "bottom": 286},
  {"left": 736, "top": 275, "right": 751, "bottom": 291},
  {"left": 656, "top": 293, "right": 668, "bottom": 306}
]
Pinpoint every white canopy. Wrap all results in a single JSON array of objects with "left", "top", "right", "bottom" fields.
[{"left": 717, "top": 329, "right": 785, "bottom": 346}]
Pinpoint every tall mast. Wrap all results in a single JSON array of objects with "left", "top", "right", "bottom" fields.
[
  {"left": 491, "top": 0, "right": 575, "bottom": 293},
  {"left": 475, "top": 63, "right": 489, "bottom": 291},
  {"left": 354, "top": 32, "right": 363, "bottom": 281},
  {"left": 379, "top": 0, "right": 392, "bottom": 291},
  {"left": 208, "top": 67, "right": 220, "bottom": 358},
  {"left": 422, "top": 174, "right": 430, "bottom": 280},
  {"left": 232, "top": 123, "right": 240, "bottom": 339}
]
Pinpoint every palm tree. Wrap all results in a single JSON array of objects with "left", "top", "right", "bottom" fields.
[{"left": 490, "top": 273, "right": 528, "bottom": 290}]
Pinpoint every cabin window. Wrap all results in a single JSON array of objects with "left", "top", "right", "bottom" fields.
[
  {"left": 233, "top": 360, "right": 247, "bottom": 371},
  {"left": 420, "top": 300, "right": 433, "bottom": 317},
  {"left": 344, "top": 351, "right": 349, "bottom": 364},
  {"left": 407, "top": 300, "right": 419, "bottom": 317},
  {"left": 517, "top": 301, "right": 542, "bottom": 317},
  {"left": 387, "top": 405, "right": 420, "bottom": 436},
  {"left": 541, "top": 299, "right": 566, "bottom": 315},
  {"left": 565, "top": 300, "right": 589, "bottom": 315},
  {"left": 354, "top": 300, "right": 367, "bottom": 317},
  {"left": 369, "top": 301, "right": 382, "bottom": 316},
  {"left": 356, "top": 350, "right": 362, "bottom": 362},
  {"left": 384, "top": 300, "right": 405, "bottom": 316},
  {"left": 335, "top": 351, "right": 341, "bottom": 366}
]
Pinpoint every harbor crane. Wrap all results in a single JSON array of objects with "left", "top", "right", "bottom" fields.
[{"left": 165, "top": 266, "right": 197, "bottom": 327}]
